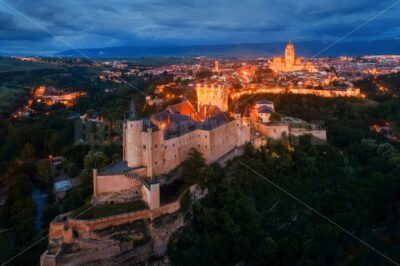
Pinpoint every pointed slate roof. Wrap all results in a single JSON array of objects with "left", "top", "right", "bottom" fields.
[
  {"left": 234, "top": 101, "right": 240, "bottom": 114},
  {"left": 128, "top": 98, "right": 138, "bottom": 121},
  {"left": 244, "top": 104, "right": 250, "bottom": 117}
]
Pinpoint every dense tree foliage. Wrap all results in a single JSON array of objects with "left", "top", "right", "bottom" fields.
[
  {"left": 169, "top": 74, "right": 400, "bottom": 265},
  {"left": 169, "top": 137, "right": 400, "bottom": 265}
]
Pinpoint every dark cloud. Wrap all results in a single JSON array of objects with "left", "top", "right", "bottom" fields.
[
  {"left": 312, "top": 17, "right": 400, "bottom": 38},
  {"left": 0, "top": 11, "right": 49, "bottom": 40},
  {"left": 202, "top": 23, "right": 288, "bottom": 33},
  {"left": 0, "top": 0, "right": 399, "bottom": 54}
]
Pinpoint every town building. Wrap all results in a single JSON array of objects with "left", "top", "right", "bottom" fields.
[{"left": 255, "top": 100, "right": 275, "bottom": 123}]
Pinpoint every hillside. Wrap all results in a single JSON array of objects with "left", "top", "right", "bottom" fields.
[
  {"left": 0, "top": 57, "right": 60, "bottom": 73},
  {"left": 58, "top": 39, "right": 400, "bottom": 58}
]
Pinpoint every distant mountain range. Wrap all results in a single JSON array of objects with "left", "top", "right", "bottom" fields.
[{"left": 58, "top": 39, "right": 400, "bottom": 58}]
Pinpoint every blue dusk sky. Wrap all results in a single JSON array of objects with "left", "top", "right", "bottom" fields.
[{"left": 0, "top": 0, "right": 400, "bottom": 55}]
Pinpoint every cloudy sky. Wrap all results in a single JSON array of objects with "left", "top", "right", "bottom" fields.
[{"left": 0, "top": 0, "right": 399, "bottom": 55}]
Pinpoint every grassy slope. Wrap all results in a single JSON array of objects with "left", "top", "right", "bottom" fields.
[
  {"left": 0, "top": 57, "right": 59, "bottom": 73},
  {"left": 75, "top": 201, "right": 148, "bottom": 220},
  {"left": 0, "top": 57, "right": 61, "bottom": 115}
]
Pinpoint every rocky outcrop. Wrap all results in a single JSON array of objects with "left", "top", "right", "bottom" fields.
[{"left": 40, "top": 184, "right": 206, "bottom": 265}]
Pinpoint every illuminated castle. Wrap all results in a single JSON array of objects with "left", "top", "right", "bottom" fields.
[
  {"left": 92, "top": 84, "right": 250, "bottom": 209},
  {"left": 270, "top": 41, "right": 315, "bottom": 72},
  {"left": 196, "top": 82, "right": 229, "bottom": 112}
]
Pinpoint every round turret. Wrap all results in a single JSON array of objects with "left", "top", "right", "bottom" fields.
[
  {"left": 233, "top": 101, "right": 241, "bottom": 119},
  {"left": 124, "top": 99, "right": 143, "bottom": 167}
]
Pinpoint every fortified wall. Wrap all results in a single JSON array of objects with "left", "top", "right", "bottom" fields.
[
  {"left": 41, "top": 185, "right": 202, "bottom": 266},
  {"left": 231, "top": 85, "right": 361, "bottom": 99},
  {"left": 252, "top": 121, "right": 327, "bottom": 140}
]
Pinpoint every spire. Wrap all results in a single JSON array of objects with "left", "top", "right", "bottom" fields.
[
  {"left": 244, "top": 104, "right": 250, "bottom": 117},
  {"left": 128, "top": 97, "right": 137, "bottom": 121},
  {"left": 234, "top": 101, "right": 240, "bottom": 114}
]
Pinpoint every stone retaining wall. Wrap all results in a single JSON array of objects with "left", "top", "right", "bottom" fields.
[{"left": 48, "top": 185, "right": 188, "bottom": 242}]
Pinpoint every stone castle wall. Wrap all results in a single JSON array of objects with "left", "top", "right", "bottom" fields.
[
  {"left": 94, "top": 172, "right": 142, "bottom": 197},
  {"left": 231, "top": 85, "right": 361, "bottom": 99},
  {"left": 43, "top": 185, "right": 205, "bottom": 265},
  {"left": 290, "top": 87, "right": 360, "bottom": 97},
  {"left": 252, "top": 121, "right": 327, "bottom": 140},
  {"left": 48, "top": 189, "right": 185, "bottom": 243},
  {"left": 136, "top": 119, "right": 249, "bottom": 176},
  {"left": 209, "top": 119, "right": 249, "bottom": 162},
  {"left": 290, "top": 128, "right": 327, "bottom": 140},
  {"left": 253, "top": 122, "right": 290, "bottom": 139}
]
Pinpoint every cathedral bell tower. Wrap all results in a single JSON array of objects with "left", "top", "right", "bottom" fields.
[{"left": 285, "top": 41, "right": 295, "bottom": 67}]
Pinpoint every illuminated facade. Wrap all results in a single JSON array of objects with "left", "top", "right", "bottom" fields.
[
  {"left": 92, "top": 85, "right": 250, "bottom": 210},
  {"left": 270, "top": 41, "right": 315, "bottom": 72},
  {"left": 196, "top": 82, "right": 229, "bottom": 112}
]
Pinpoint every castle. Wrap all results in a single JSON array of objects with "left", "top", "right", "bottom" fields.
[
  {"left": 42, "top": 81, "right": 330, "bottom": 265},
  {"left": 93, "top": 82, "right": 250, "bottom": 210},
  {"left": 270, "top": 41, "right": 315, "bottom": 72}
]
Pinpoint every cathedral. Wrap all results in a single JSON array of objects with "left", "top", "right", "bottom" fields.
[
  {"left": 269, "top": 41, "right": 315, "bottom": 72},
  {"left": 92, "top": 83, "right": 250, "bottom": 209}
]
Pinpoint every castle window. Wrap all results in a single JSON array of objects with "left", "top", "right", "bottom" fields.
[
  {"left": 155, "top": 144, "right": 158, "bottom": 148},
  {"left": 143, "top": 145, "right": 146, "bottom": 149},
  {"left": 205, "top": 145, "right": 207, "bottom": 149},
  {"left": 155, "top": 161, "right": 157, "bottom": 165},
  {"left": 165, "top": 145, "right": 167, "bottom": 149}
]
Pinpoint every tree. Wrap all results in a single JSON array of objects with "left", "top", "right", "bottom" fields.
[
  {"left": 180, "top": 148, "right": 206, "bottom": 185},
  {"left": 66, "top": 162, "right": 79, "bottom": 177},
  {"left": 36, "top": 159, "right": 51, "bottom": 185},
  {"left": 20, "top": 143, "right": 36, "bottom": 162},
  {"left": 83, "top": 149, "right": 108, "bottom": 170}
]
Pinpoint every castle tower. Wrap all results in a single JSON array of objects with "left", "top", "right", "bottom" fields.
[
  {"left": 145, "top": 123, "right": 153, "bottom": 177},
  {"left": 196, "top": 83, "right": 229, "bottom": 112},
  {"left": 234, "top": 101, "right": 241, "bottom": 120},
  {"left": 124, "top": 99, "right": 143, "bottom": 168},
  {"left": 233, "top": 101, "right": 243, "bottom": 148},
  {"left": 240, "top": 104, "right": 251, "bottom": 146},
  {"left": 243, "top": 104, "right": 250, "bottom": 123},
  {"left": 285, "top": 41, "right": 295, "bottom": 67},
  {"left": 214, "top": 60, "right": 220, "bottom": 73}
]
